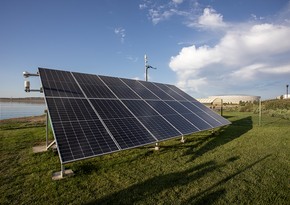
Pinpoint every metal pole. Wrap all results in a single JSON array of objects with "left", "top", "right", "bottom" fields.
[
  {"left": 145, "top": 54, "right": 148, "bottom": 81},
  {"left": 221, "top": 99, "right": 223, "bottom": 116},
  {"left": 259, "top": 98, "right": 262, "bottom": 126},
  {"left": 61, "top": 164, "right": 65, "bottom": 178},
  {"left": 181, "top": 136, "right": 185, "bottom": 143},
  {"left": 46, "top": 110, "right": 48, "bottom": 149}
]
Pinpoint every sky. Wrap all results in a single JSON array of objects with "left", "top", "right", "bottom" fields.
[{"left": 0, "top": 0, "right": 290, "bottom": 99}]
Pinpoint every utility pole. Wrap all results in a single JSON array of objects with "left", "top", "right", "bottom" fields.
[{"left": 144, "top": 54, "right": 156, "bottom": 82}]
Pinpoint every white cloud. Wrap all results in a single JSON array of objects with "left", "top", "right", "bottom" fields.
[
  {"left": 139, "top": 4, "right": 147, "bottom": 10},
  {"left": 140, "top": 1, "right": 227, "bottom": 29},
  {"left": 172, "top": 0, "right": 183, "bottom": 4},
  {"left": 114, "top": 27, "right": 126, "bottom": 43},
  {"left": 126, "top": 55, "right": 138, "bottom": 63},
  {"left": 197, "top": 8, "right": 227, "bottom": 29},
  {"left": 140, "top": 0, "right": 190, "bottom": 25},
  {"left": 169, "top": 23, "right": 290, "bottom": 96}
]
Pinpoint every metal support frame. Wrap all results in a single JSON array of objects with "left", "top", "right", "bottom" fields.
[
  {"left": 220, "top": 99, "right": 223, "bottom": 116},
  {"left": 61, "top": 164, "right": 65, "bottom": 178},
  {"left": 259, "top": 98, "right": 262, "bottom": 126},
  {"left": 46, "top": 110, "right": 49, "bottom": 148},
  {"left": 154, "top": 142, "right": 160, "bottom": 150},
  {"left": 45, "top": 110, "right": 56, "bottom": 150},
  {"left": 180, "top": 136, "right": 185, "bottom": 143}
]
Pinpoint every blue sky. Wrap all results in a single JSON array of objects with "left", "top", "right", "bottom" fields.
[{"left": 0, "top": 0, "right": 290, "bottom": 99}]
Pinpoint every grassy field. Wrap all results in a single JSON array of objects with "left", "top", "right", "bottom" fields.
[{"left": 0, "top": 112, "right": 289, "bottom": 204}]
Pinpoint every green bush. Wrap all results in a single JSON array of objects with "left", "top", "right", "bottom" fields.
[
  {"left": 263, "top": 109, "right": 290, "bottom": 120},
  {"left": 264, "top": 99, "right": 290, "bottom": 110}
]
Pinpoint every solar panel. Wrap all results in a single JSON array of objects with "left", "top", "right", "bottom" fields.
[
  {"left": 39, "top": 67, "right": 231, "bottom": 164},
  {"left": 99, "top": 76, "right": 141, "bottom": 99},
  {"left": 72, "top": 72, "right": 116, "bottom": 99}
]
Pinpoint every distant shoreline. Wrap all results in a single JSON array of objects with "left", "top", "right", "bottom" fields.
[{"left": 0, "top": 97, "right": 45, "bottom": 104}]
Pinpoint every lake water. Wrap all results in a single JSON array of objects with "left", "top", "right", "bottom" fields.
[{"left": 0, "top": 102, "right": 46, "bottom": 120}]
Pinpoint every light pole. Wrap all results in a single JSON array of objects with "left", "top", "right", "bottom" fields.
[{"left": 144, "top": 54, "right": 156, "bottom": 82}]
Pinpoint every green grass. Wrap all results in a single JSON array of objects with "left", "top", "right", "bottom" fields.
[{"left": 0, "top": 112, "right": 289, "bottom": 205}]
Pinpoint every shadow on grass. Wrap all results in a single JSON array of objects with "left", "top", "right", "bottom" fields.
[
  {"left": 183, "top": 154, "right": 271, "bottom": 204},
  {"left": 86, "top": 160, "right": 223, "bottom": 205},
  {"left": 192, "top": 188, "right": 226, "bottom": 205},
  {"left": 86, "top": 154, "right": 270, "bottom": 205},
  {"left": 184, "top": 116, "right": 253, "bottom": 162}
]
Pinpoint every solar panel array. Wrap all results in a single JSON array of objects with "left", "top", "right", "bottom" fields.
[{"left": 39, "top": 67, "right": 230, "bottom": 164}]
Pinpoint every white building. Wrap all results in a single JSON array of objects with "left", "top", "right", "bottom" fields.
[
  {"left": 198, "top": 95, "right": 260, "bottom": 104},
  {"left": 276, "top": 94, "right": 290, "bottom": 99}
]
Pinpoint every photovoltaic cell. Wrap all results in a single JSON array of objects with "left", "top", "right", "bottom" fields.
[
  {"left": 90, "top": 99, "right": 133, "bottom": 119},
  {"left": 99, "top": 76, "right": 140, "bottom": 99},
  {"left": 103, "top": 118, "right": 156, "bottom": 149},
  {"left": 191, "top": 102, "right": 230, "bottom": 125},
  {"left": 153, "top": 83, "right": 185, "bottom": 101},
  {"left": 165, "top": 84, "right": 198, "bottom": 102},
  {"left": 90, "top": 99, "right": 156, "bottom": 149},
  {"left": 139, "top": 81, "right": 174, "bottom": 100},
  {"left": 145, "top": 100, "right": 199, "bottom": 135},
  {"left": 138, "top": 116, "right": 180, "bottom": 140},
  {"left": 46, "top": 98, "right": 99, "bottom": 122},
  {"left": 121, "top": 78, "right": 159, "bottom": 100},
  {"left": 53, "top": 120, "right": 119, "bottom": 163},
  {"left": 39, "top": 67, "right": 231, "bottom": 164},
  {"left": 72, "top": 72, "right": 116, "bottom": 99},
  {"left": 164, "top": 101, "right": 212, "bottom": 130},
  {"left": 39, "top": 68, "right": 84, "bottom": 98},
  {"left": 122, "top": 100, "right": 159, "bottom": 117},
  {"left": 122, "top": 100, "right": 182, "bottom": 138},
  {"left": 181, "top": 101, "right": 222, "bottom": 127}
]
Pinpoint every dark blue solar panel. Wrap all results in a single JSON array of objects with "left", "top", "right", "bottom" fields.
[
  {"left": 90, "top": 99, "right": 133, "bottom": 119},
  {"left": 161, "top": 114, "right": 199, "bottom": 135},
  {"left": 53, "top": 120, "right": 119, "bottom": 163},
  {"left": 39, "top": 67, "right": 230, "bottom": 164},
  {"left": 39, "top": 68, "right": 84, "bottom": 98},
  {"left": 165, "top": 84, "right": 198, "bottom": 102},
  {"left": 181, "top": 113, "right": 213, "bottom": 130},
  {"left": 99, "top": 76, "right": 140, "bottom": 99},
  {"left": 181, "top": 102, "right": 222, "bottom": 127},
  {"left": 192, "top": 102, "right": 231, "bottom": 125},
  {"left": 122, "top": 100, "right": 159, "bottom": 117},
  {"left": 153, "top": 83, "right": 185, "bottom": 101},
  {"left": 138, "top": 116, "right": 180, "bottom": 140},
  {"left": 103, "top": 118, "right": 156, "bottom": 149},
  {"left": 121, "top": 78, "right": 159, "bottom": 100},
  {"left": 72, "top": 72, "right": 116, "bottom": 99},
  {"left": 164, "top": 101, "right": 192, "bottom": 114},
  {"left": 122, "top": 100, "right": 182, "bottom": 138},
  {"left": 164, "top": 101, "right": 211, "bottom": 130},
  {"left": 146, "top": 100, "right": 177, "bottom": 115},
  {"left": 90, "top": 99, "right": 156, "bottom": 148},
  {"left": 139, "top": 81, "right": 174, "bottom": 100},
  {"left": 46, "top": 98, "right": 99, "bottom": 122},
  {"left": 145, "top": 100, "right": 199, "bottom": 135}
]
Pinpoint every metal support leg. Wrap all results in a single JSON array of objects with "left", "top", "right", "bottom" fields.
[
  {"left": 61, "top": 164, "right": 65, "bottom": 178},
  {"left": 180, "top": 136, "right": 185, "bottom": 143},
  {"left": 154, "top": 142, "right": 160, "bottom": 150},
  {"left": 45, "top": 110, "right": 48, "bottom": 150}
]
